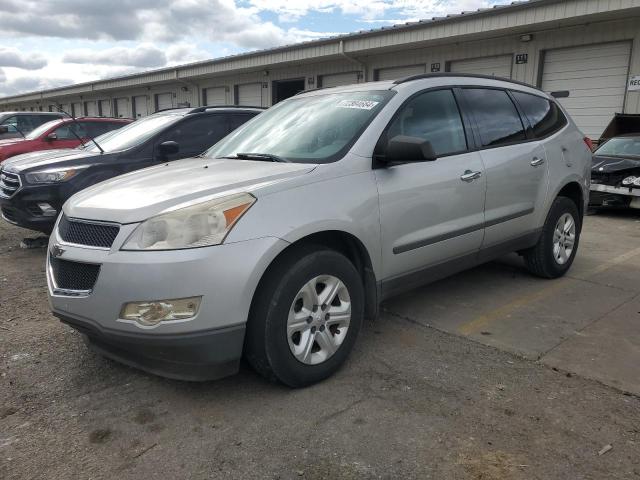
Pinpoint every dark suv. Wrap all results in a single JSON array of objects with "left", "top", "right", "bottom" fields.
[
  {"left": 0, "top": 112, "right": 65, "bottom": 140},
  {"left": 0, "top": 106, "right": 262, "bottom": 233}
]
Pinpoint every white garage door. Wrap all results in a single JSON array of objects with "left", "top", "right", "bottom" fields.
[
  {"left": 71, "top": 102, "right": 82, "bottom": 117},
  {"left": 133, "top": 95, "right": 149, "bottom": 118},
  {"left": 376, "top": 65, "right": 425, "bottom": 81},
  {"left": 203, "top": 87, "right": 227, "bottom": 106},
  {"left": 237, "top": 83, "right": 263, "bottom": 107},
  {"left": 541, "top": 42, "right": 632, "bottom": 139},
  {"left": 449, "top": 55, "right": 513, "bottom": 78},
  {"left": 84, "top": 101, "right": 98, "bottom": 117},
  {"left": 99, "top": 99, "right": 112, "bottom": 117},
  {"left": 115, "top": 98, "right": 130, "bottom": 118},
  {"left": 156, "top": 93, "right": 173, "bottom": 111},
  {"left": 320, "top": 72, "right": 360, "bottom": 88}
]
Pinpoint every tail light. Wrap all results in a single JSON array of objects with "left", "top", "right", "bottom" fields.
[{"left": 583, "top": 137, "right": 594, "bottom": 151}]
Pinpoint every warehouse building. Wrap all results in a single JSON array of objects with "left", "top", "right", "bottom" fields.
[{"left": 1, "top": 0, "right": 640, "bottom": 139}]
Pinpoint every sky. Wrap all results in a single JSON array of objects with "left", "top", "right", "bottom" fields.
[{"left": 0, "top": 0, "right": 507, "bottom": 98}]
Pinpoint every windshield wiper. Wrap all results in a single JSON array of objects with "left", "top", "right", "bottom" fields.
[
  {"left": 236, "top": 152, "right": 289, "bottom": 163},
  {"left": 58, "top": 106, "right": 105, "bottom": 154}
]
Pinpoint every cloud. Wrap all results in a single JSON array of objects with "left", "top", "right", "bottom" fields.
[
  {"left": 0, "top": 0, "right": 330, "bottom": 48},
  {"left": 0, "top": 74, "right": 73, "bottom": 97},
  {"left": 64, "top": 44, "right": 167, "bottom": 67},
  {"left": 0, "top": 68, "right": 6, "bottom": 83},
  {"left": 0, "top": 47, "right": 47, "bottom": 70}
]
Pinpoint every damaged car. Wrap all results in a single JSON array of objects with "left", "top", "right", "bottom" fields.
[{"left": 590, "top": 114, "right": 640, "bottom": 209}]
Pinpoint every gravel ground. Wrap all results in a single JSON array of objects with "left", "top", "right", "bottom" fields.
[{"left": 1, "top": 220, "right": 639, "bottom": 480}]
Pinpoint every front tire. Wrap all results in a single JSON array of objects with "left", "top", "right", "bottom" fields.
[
  {"left": 245, "top": 246, "right": 364, "bottom": 388},
  {"left": 524, "top": 196, "right": 581, "bottom": 278}
]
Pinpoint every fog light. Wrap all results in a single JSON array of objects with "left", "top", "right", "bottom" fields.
[
  {"left": 37, "top": 203, "right": 57, "bottom": 217},
  {"left": 120, "top": 296, "right": 201, "bottom": 327},
  {"left": 622, "top": 176, "right": 636, "bottom": 186}
]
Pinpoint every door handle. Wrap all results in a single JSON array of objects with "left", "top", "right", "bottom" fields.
[
  {"left": 460, "top": 170, "right": 482, "bottom": 182},
  {"left": 530, "top": 157, "right": 545, "bottom": 167}
]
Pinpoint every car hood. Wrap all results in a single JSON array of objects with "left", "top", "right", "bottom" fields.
[
  {"left": 0, "top": 138, "right": 29, "bottom": 148},
  {"left": 2, "top": 148, "right": 95, "bottom": 172},
  {"left": 592, "top": 155, "right": 640, "bottom": 173},
  {"left": 65, "top": 157, "right": 317, "bottom": 224}
]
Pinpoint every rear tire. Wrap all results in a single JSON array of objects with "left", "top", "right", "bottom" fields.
[
  {"left": 245, "top": 245, "right": 364, "bottom": 388},
  {"left": 524, "top": 196, "right": 581, "bottom": 279}
]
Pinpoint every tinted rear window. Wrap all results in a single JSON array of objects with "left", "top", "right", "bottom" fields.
[
  {"left": 511, "top": 91, "right": 567, "bottom": 138},
  {"left": 464, "top": 88, "right": 526, "bottom": 147}
]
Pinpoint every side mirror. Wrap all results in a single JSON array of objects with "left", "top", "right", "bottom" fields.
[
  {"left": 158, "top": 140, "right": 180, "bottom": 157},
  {"left": 0, "top": 126, "right": 8, "bottom": 134},
  {"left": 45, "top": 132, "right": 58, "bottom": 141},
  {"left": 382, "top": 135, "right": 438, "bottom": 164}
]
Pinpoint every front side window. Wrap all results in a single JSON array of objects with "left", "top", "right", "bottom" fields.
[
  {"left": 386, "top": 89, "right": 467, "bottom": 156},
  {"left": 511, "top": 91, "right": 567, "bottom": 138},
  {"left": 595, "top": 137, "right": 640, "bottom": 157},
  {"left": 157, "top": 115, "right": 229, "bottom": 157},
  {"left": 204, "top": 90, "right": 394, "bottom": 164},
  {"left": 464, "top": 88, "right": 526, "bottom": 147}
]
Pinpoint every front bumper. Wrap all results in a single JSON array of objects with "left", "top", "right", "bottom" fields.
[
  {"left": 589, "top": 184, "right": 640, "bottom": 208},
  {"left": 47, "top": 220, "right": 288, "bottom": 381},
  {"left": 0, "top": 183, "right": 64, "bottom": 233}
]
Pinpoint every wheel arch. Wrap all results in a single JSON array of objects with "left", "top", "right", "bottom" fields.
[
  {"left": 253, "top": 230, "right": 379, "bottom": 321},
  {"left": 556, "top": 180, "right": 585, "bottom": 223}
]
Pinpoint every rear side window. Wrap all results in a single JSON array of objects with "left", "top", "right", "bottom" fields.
[
  {"left": 387, "top": 89, "right": 467, "bottom": 156},
  {"left": 228, "top": 113, "right": 256, "bottom": 133},
  {"left": 511, "top": 91, "right": 567, "bottom": 138},
  {"left": 464, "top": 88, "right": 526, "bottom": 147},
  {"left": 87, "top": 122, "right": 123, "bottom": 137}
]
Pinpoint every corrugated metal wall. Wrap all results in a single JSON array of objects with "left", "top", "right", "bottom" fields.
[{"left": 1, "top": 7, "right": 639, "bottom": 119}]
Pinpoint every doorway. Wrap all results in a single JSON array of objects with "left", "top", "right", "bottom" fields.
[{"left": 272, "top": 78, "right": 305, "bottom": 104}]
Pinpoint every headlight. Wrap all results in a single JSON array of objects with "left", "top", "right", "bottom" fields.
[
  {"left": 122, "top": 193, "right": 256, "bottom": 250},
  {"left": 634, "top": 177, "right": 640, "bottom": 187},
  {"left": 622, "top": 176, "right": 636, "bottom": 186},
  {"left": 25, "top": 167, "right": 86, "bottom": 184}
]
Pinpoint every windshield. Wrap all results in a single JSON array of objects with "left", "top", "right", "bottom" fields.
[
  {"left": 595, "top": 137, "right": 640, "bottom": 158},
  {"left": 25, "top": 120, "right": 62, "bottom": 140},
  {"left": 76, "top": 129, "right": 117, "bottom": 149},
  {"left": 84, "top": 114, "right": 180, "bottom": 153},
  {"left": 204, "top": 90, "right": 394, "bottom": 163}
]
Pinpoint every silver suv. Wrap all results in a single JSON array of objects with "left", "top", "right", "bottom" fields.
[{"left": 47, "top": 75, "right": 591, "bottom": 387}]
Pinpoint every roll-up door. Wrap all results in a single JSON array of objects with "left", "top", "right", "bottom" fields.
[
  {"left": 203, "top": 87, "right": 227, "bottom": 106},
  {"left": 155, "top": 92, "right": 173, "bottom": 111},
  {"left": 84, "top": 101, "right": 98, "bottom": 117},
  {"left": 99, "top": 100, "right": 112, "bottom": 117},
  {"left": 540, "top": 42, "right": 632, "bottom": 139},
  {"left": 115, "top": 98, "right": 130, "bottom": 118},
  {"left": 71, "top": 102, "right": 82, "bottom": 117},
  {"left": 237, "top": 83, "right": 263, "bottom": 107},
  {"left": 319, "top": 72, "right": 360, "bottom": 88},
  {"left": 133, "top": 95, "right": 149, "bottom": 118},
  {"left": 376, "top": 65, "right": 425, "bottom": 81},
  {"left": 448, "top": 55, "right": 513, "bottom": 78}
]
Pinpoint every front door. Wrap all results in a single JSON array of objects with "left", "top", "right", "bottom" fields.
[{"left": 375, "top": 88, "right": 486, "bottom": 285}]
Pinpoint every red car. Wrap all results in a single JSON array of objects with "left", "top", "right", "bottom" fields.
[{"left": 0, "top": 117, "right": 132, "bottom": 163}]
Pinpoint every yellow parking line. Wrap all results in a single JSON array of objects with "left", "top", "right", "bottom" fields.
[{"left": 457, "top": 245, "right": 640, "bottom": 336}]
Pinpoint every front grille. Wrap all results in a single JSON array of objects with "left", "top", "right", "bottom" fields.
[
  {"left": 1, "top": 206, "right": 17, "bottom": 223},
  {"left": 58, "top": 215, "right": 120, "bottom": 248},
  {"left": 0, "top": 171, "right": 21, "bottom": 198},
  {"left": 50, "top": 256, "right": 100, "bottom": 291}
]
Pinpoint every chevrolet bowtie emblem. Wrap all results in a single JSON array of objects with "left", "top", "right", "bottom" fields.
[{"left": 51, "top": 244, "right": 65, "bottom": 258}]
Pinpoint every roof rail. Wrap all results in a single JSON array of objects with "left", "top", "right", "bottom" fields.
[
  {"left": 392, "top": 72, "right": 545, "bottom": 92},
  {"left": 187, "top": 105, "right": 267, "bottom": 114}
]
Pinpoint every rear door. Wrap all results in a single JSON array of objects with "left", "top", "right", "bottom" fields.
[
  {"left": 375, "top": 88, "right": 486, "bottom": 285},
  {"left": 461, "top": 88, "right": 548, "bottom": 248}
]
